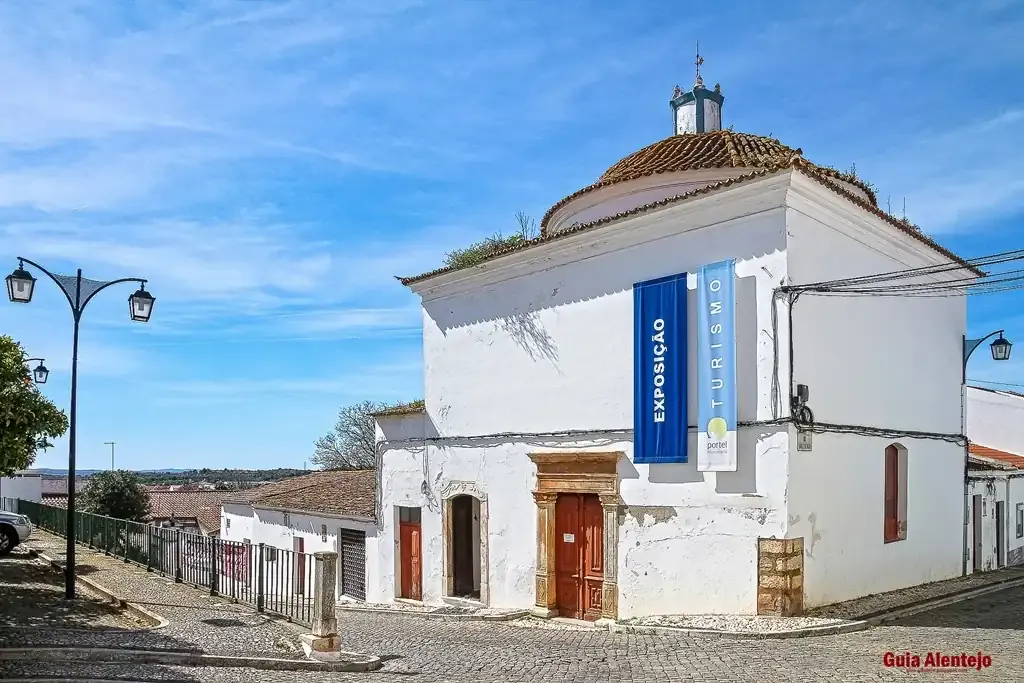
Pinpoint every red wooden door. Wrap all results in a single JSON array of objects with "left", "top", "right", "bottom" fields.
[
  {"left": 582, "top": 495, "right": 605, "bottom": 620},
  {"left": 399, "top": 522, "right": 422, "bottom": 600},
  {"left": 555, "top": 494, "right": 604, "bottom": 620}
]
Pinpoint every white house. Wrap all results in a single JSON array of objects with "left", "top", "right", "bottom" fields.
[
  {"left": 221, "top": 469, "right": 380, "bottom": 603},
  {"left": 374, "top": 71, "right": 975, "bottom": 621},
  {"left": 0, "top": 470, "right": 42, "bottom": 504},
  {"left": 966, "top": 386, "right": 1024, "bottom": 572}
]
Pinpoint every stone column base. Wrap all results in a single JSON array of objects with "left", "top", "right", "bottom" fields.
[
  {"left": 530, "top": 606, "right": 558, "bottom": 618},
  {"left": 300, "top": 633, "right": 344, "bottom": 662},
  {"left": 756, "top": 537, "right": 804, "bottom": 617}
]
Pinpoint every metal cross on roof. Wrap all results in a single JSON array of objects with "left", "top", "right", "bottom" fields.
[{"left": 695, "top": 42, "right": 704, "bottom": 87}]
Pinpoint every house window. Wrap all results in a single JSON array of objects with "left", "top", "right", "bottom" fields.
[
  {"left": 266, "top": 547, "right": 279, "bottom": 562},
  {"left": 226, "top": 518, "right": 231, "bottom": 529},
  {"left": 1017, "top": 503, "right": 1023, "bottom": 539},
  {"left": 884, "top": 443, "right": 908, "bottom": 543},
  {"left": 283, "top": 512, "right": 290, "bottom": 526}
]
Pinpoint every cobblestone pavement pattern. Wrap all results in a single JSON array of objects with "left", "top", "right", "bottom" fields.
[
  {"left": 5, "top": 533, "right": 1024, "bottom": 682},
  {"left": 0, "top": 547, "right": 140, "bottom": 630},
  {"left": 11, "top": 533, "right": 310, "bottom": 659}
]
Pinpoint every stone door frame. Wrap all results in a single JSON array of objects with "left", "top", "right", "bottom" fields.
[
  {"left": 440, "top": 481, "right": 489, "bottom": 606},
  {"left": 528, "top": 451, "right": 622, "bottom": 623}
]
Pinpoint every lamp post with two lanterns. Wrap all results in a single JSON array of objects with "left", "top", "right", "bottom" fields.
[{"left": 6, "top": 257, "right": 155, "bottom": 600}]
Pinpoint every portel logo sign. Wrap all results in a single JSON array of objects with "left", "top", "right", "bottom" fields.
[
  {"left": 651, "top": 317, "right": 668, "bottom": 423},
  {"left": 697, "top": 258, "right": 736, "bottom": 471},
  {"left": 705, "top": 276, "right": 728, "bottom": 449}
]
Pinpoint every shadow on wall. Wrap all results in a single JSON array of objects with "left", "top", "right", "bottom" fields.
[{"left": 423, "top": 211, "right": 785, "bottom": 367}]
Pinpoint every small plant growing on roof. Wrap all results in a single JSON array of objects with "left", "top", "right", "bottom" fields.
[{"left": 443, "top": 212, "right": 539, "bottom": 269}]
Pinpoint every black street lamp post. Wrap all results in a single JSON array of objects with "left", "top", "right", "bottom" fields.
[
  {"left": 963, "top": 330, "right": 1013, "bottom": 384},
  {"left": 24, "top": 358, "right": 49, "bottom": 384},
  {"left": 6, "top": 257, "right": 154, "bottom": 600}
]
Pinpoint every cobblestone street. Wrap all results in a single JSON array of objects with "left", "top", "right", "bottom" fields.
[{"left": 3, "top": 534, "right": 1024, "bottom": 681}]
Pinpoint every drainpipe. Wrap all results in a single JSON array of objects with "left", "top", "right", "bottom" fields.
[{"left": 961, "top": 380, "right": 969, "bottom": 577}]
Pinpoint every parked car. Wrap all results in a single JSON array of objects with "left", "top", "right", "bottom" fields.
[{"left": 0, "top": 510, "right": 32, "bottom": 556}]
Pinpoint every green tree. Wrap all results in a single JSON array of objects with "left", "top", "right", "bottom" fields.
[
  {"left": 80, "top": 470, "right": 151, "bottom": 521},
  {"left": 0, "top": 335, "right": 68, "bottom": 476}
]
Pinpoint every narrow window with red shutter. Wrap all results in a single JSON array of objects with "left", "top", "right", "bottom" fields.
[{"left": 884, "top": 445, "right": 900, "bottom": 543}]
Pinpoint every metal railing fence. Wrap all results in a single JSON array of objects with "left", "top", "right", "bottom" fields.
[{"left": 4, "top": 497, "right": 315, "bottom": 626}]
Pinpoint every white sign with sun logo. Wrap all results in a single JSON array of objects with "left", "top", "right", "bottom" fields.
[{"left": 696, "top": 260, "right": 738, "bottom": 471}]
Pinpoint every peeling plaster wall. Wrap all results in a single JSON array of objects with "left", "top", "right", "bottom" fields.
[{"left": 785, "top": 181, "right": 967, "bottom": 608}]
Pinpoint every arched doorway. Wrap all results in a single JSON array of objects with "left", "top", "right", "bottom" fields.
[{"left": 450, "top": 494, "right": 481, "bottom": 599}]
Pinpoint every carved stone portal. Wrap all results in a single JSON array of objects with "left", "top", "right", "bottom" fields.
[
  {"left": 528, "top": 451, "right": 622, "bottom": 622},
  {"left": 440, "top": 480, "right": 489, "bottom": 606}
]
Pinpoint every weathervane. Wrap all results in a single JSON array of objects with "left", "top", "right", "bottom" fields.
[{"left": 695, "top": 42, "right": 704, "bottom": 87}]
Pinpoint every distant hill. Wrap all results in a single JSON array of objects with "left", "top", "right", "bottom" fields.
[{"left": 35, "top": 468, "right": 190, "bottom": 476}]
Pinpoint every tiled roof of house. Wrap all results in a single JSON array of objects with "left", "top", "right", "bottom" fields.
[
  {"left": 968, "top": 444, "right": 1024, "bottom": 470},
  {"left": 398, "top": 159, "right": 979, "bottom": 286},
  {"left": 41, "top": 490, "right": 229, "bottom": 532},
  {"left": 226, "top": 469, "right": 376, "bottom": 520},
  {"left": 372, "top": 400, "right": 425, "bottom": 417},
  {"left": 146, "top": 490, "right": 231, "bottom": 532}
]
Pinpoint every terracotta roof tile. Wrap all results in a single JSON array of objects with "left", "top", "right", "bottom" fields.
[
  {"left": 398, "top": 161, "right": 979, "bottom": 286},
  {"left": 41, "top": 490, "right": 228, "bottom": 532},
  {"left": 145, "top": 490, "right": 232, "bottom": 532},
  {"left": 969, "top": 444, "right": 1024, "bottom": 470},
  {"left": 226, "top": 469, "right": 376, "bottom": 520},
  {"left": 372, "top": 400, "right": 425, "bottom": 417},
  {"left": 539, "top": 131, "right": 877, "bottom": 231}
]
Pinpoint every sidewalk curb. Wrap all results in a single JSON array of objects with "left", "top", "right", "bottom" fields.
[
  {"left": 861, "top": 574, "right": 1024, "bottom": 626},
  {"left": 336, "top": 605, "right": 530, "bottom": 622},
  {"left": 608, "top": 619, "right": 869, "bottom": 640},
  {"left": 609, "top": 574, "right": 1024, "bottom": 640},
  {"left": 0, "top": 647, "right": 382, "bottom": 673},
  {"left": 25, "top": 548, "right": 169, "bottom": 630}
]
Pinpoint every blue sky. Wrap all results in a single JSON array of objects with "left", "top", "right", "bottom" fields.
[{"left": 1, "top": 0, "right": 1022, "bottom": 471}]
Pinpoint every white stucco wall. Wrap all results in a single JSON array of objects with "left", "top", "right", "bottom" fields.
[
  {"left": 382, "top": 177, "right": 794, "bottom": 617},
  {"left": 967, "top": 473, "right": 1024, "bottom": 572},
  {"left": 382, "top": 170, "right": 971, "bottom": 617},
  {"left": 0, "top": 473, "right": 42, "bottom": 503},
  {"left": 221, "top": 503, "right": 380, "bottom": 602},
  {"left": 785, "top": 176, "right": 968, "bottom": 607},
  {"left": 967, "top": 387, "right": 1024, "bottom": 455}
]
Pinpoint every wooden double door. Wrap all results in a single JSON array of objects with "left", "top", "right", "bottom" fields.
[{"left": 554, "top": 493, "right": 604, "bottom": 621}]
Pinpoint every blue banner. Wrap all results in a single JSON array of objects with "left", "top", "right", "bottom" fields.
[
  {"left": 633, "top": 273, "right": 688, "bottom": 464},
  {"left": 697, "top": 259, "right": 737, "bottom": 471}
]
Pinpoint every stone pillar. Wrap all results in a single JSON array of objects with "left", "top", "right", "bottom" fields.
[
  {"left": 531, "top": 492, "right": 558, "bottom": 617},
  {"left": 756, "top": 537, "right": 804, "bottom": 617},
  {"left": 300, "top": 551, "right": 342, "bottom": 660},
  {"left": 597, "top": 494, "right": 619, "bottom": 624}
]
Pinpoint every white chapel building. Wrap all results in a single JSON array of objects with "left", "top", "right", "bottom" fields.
[{"left": 373, "top": 72, "right": 974, "bottom": 620}]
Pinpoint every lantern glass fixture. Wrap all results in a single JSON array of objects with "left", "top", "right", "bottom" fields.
[
  {"left": 990, "top": 334, "right": 1012, "bottom": 362},
  {"left": 5, "top": 266, "right": 35, "bottom": 304},
  {"left": 32, "top": 362, "right": 49, "bottom": 384},
  {"left": 129, "top": 286, "right": 155, "bottom": 323}
]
